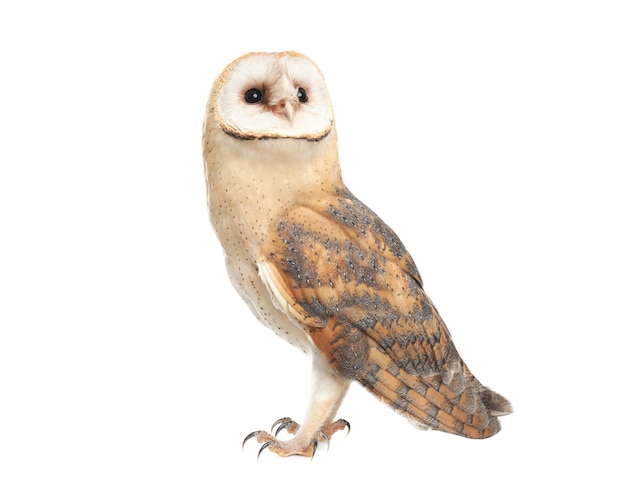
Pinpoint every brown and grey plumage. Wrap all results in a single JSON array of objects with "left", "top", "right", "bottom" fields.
[{"left": 202, "top": 51, "right": 512, "bottom": 457}]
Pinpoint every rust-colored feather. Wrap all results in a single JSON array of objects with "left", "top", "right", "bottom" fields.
[{"left": 261, "top": 190, "right": 511, "bottom": 438}]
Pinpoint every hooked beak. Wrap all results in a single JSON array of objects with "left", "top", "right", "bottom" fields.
[{"left": 275, "top": 100, "right": 295, "bottom": 125}]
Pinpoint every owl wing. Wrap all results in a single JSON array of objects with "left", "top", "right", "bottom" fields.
[{"left": 259, "top": 191, "right": 509, "bottom": 438}]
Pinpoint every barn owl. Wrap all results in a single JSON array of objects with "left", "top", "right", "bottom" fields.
[{"left": 202, "top": 51, "right": 512, "bottom": 458}]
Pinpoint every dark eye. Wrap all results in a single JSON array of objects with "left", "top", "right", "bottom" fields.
[
  {"left": 297, "top": 87, "right": 308, "bottom": 103},
  {"left": 244, "top": 88, "right": 263, "bottom": 104}
]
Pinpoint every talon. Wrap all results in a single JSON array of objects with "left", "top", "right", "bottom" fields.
[
  {"left": 242, "top": 430, "right": 261, "bottom": 450},
  {"left": 272, "top": 417, "right": 300, "bottom": 436},
  {"left": 271, "top": 417, "right": 291, "bottom": 434},
  {"left": 330, "top": 418, "right": 350, "bottom": 436},
  {"left": 342, "top": 419, "right": 351, "bottom": 436},
  {"left": 257, "top": 440, "right": 274, "bottom": 460},
  {"left": 275, "top": 421, "right": 291, "bottom": 436},
  {"left": 311, "top": 439, "right": 318, "bottom": 460},
  {"left": 318, "top": 431, "right": 330, "bottom": 452}
]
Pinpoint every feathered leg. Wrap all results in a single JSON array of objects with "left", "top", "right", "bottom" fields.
[{"left": 243, "top": 354, "right": 350, "bottom": 458}]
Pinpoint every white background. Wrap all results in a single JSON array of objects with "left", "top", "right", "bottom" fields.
[{"left": 1, "top": 1, "right": 624, "bottom": 483}]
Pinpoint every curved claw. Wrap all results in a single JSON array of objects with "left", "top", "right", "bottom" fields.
[
  {"left": 275, "top": 421, "right": 292, "bottom": 436},
  {"left": 310, "top": 439, "right": 318, "bottom": 461},
  {"left": 317, "top": 431, "right": 330, "bottom": 452},
  {"left": 331, "top": 418, "right": 351, "bottom": 436},
  {"left": 342, "top": 420, "right": 351, "bottom": 436},
  {"left": 242, "top": 430, "right": 261, "bottom": 450},
  {"left": 271, "top": 417, "right": 292, "bottom": 435},
  {"left": 257, "top": 440, "right": 274, "bottom": 460}
]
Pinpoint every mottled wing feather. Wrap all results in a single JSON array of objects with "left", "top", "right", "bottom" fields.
[
  {"left": 262, "top": 192, "right": 456, "bottom": 376},
  {"left": 260, "top": 191, "right": 506, "bottom": 437}
]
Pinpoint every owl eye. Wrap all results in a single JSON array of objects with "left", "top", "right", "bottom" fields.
[
  {"left": 297, "top": 87, "right": 308, "bottom": 103},
  {"left": 244, "top": 88, "right": 263, "bottom": 104}
]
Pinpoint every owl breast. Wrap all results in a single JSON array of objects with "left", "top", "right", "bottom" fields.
[{"left": 206, "top": 142, "right": 327, "bottom": 354}]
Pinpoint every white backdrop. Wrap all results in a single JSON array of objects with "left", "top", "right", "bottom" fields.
[{"left": 1, "top": 1, "right": 624, "bottom": 483}]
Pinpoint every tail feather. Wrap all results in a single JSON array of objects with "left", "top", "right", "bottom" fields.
[
  {"left": 480, "top": 386, "right": 514, "bottom": 417},
  {"left": 361, "top": 347, "right": 511, "bottom": 439}
]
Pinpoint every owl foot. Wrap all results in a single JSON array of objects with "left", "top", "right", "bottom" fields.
[{"left": 242, "top": 417, "right": 350, "bottom": 458}]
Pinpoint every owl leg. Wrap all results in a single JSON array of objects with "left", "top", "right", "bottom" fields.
[{"left": 243, "top": 356, "right": 351, "bottom": 458}]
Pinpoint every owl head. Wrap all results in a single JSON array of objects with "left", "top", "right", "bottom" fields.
[{"left": 206, "top": 51, "right": 335, "bottom": 142}]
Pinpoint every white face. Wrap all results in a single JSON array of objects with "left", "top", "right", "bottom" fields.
[{"left": 213, "top": 52, "right": 334, "bottom": 141}]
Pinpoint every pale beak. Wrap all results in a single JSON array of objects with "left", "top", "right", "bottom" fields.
[{"left": 278, "top": 100, "right": 294, "bottom": 125}]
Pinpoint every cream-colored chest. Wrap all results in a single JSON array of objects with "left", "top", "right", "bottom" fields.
[
  {"left": 207, "top": 156, "right": 312, "bottom": 352},
  {"left": 204, "top": 134, "right": 342, "bottom": 353}
]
